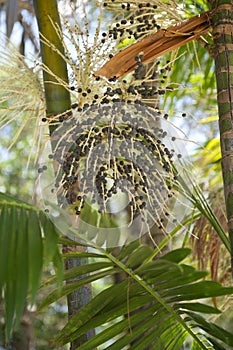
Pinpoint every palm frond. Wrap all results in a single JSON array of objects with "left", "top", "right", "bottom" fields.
[
  {"left": 39, "top": 243, "right": 233, "bottom": 349},
  {"left": 172, "top": 162, "right": 230, "bottom": 252},
  {"left": 0, "top": 192, "right": 62, "bottom": 340},
  {"left": 0, "top": 38, "right": 45, "bottom": 163}
]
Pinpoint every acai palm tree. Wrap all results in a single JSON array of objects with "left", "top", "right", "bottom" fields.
[{"left": 0, "top": 0, "right": 233, "bottom": 349}]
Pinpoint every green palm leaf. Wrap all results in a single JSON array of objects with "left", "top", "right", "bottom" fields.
[
  {"left": 38, "top": 242, "right": 233, "bottom": 349},
  {"left": 0, "top": 192, "right": 62, "bottom": 339}
]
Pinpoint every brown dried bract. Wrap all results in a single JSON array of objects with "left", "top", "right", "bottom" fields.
[{"left": 94, "top": 11, "right": 212, "bottom": 79}]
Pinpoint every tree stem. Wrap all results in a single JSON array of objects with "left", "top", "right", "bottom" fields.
[
  {"left": 211, "top": 0, "right": 233, "bottom": 275},
  {"left": 33, "top": 0, "right": 94, "bottom": 346}
]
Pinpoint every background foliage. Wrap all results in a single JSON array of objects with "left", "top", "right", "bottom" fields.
[{"left": 0, "top": 0, "right": 233, "bottom": 349}]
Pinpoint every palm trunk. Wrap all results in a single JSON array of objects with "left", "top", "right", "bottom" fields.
[
  {"left": 210, "top": 0, "right": 233, "bottom": 274},
  {"left": 33, "top": 1, "right": 93, "bottom": 347}
]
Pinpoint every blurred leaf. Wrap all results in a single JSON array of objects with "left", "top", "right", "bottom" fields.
[
  {"left": 117, "top": 37, "right": 135, "bottom": 49},
  {"left": 186, "top": 312, "right": 233, "bottom": 347},
  {"left": 5, "top": 206, "right": 17, "bottom": 339},
  {"left": 28, "top": 210, "right": 43, "bottom": 304},
  {"left": 126, "top": 244, "right": 153, "bottom": 268},
  {"left": 39, "top": 269, "right": 118, "bottom": 311},
  {"left": 14, "top": 208, "right": 28, "bottom": 327},
  {"left": 0, "top": 205, "right": 9, "bottom": 293},
  {"left": 39, "top": 211, "right": 59, "bottom": 266},
  {"left": 160, "top": 247, "right": 191, "bottom": 263},
  {"left": 200, "top": 115, "right": 218, "bottom": 124},
  {"left": 177, "top": 302, "right": 221, "bottom": 314},
  {"left": 0, "top": 192, "right": 62, "bottom": 338}
]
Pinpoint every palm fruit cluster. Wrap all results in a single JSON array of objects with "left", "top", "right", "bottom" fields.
[
  {"left": 39, "top": 1, "right": 185, "bottom": 238},
  {"left": 47, "top": 99, "right": 181, "bottom": 230}
]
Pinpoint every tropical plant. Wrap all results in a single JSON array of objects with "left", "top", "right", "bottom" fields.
[
  {"left": 0, "top": 192, "right": 62, "bottom": 340},
  {"left": 41, "top": 240, "right": 233, "bottom": 350},
  {"left": 0, "top": 0, "right": 233, "bottom": 349}
]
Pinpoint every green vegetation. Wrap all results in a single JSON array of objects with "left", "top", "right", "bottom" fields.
[{"left": 0, "top": 0, "right": 233, "bottom": 349}]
